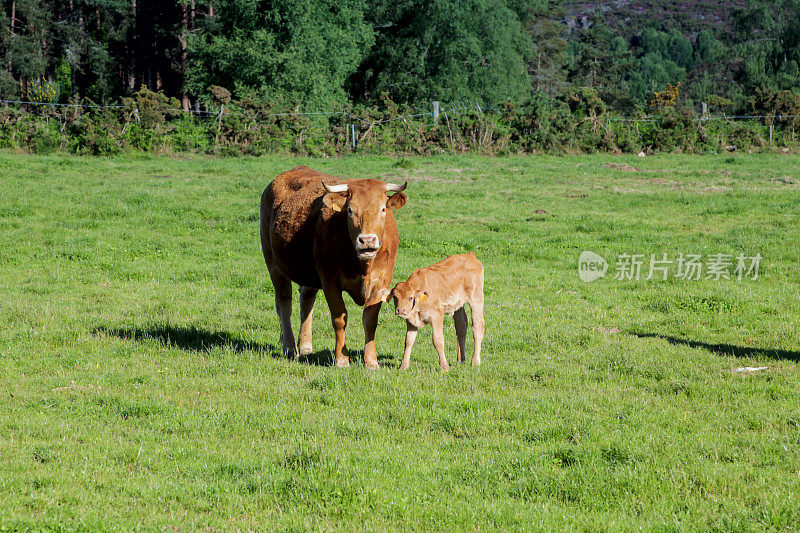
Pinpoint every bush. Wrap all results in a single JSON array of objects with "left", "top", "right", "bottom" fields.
[
  {"left": 28, "top": 124, "right": 62, "bottom": 154},
  {"left": 0, "top": 87, "right": 797, "bottom": 156}
]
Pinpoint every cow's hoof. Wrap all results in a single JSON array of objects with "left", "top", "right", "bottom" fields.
[
  {"left": 365, "top": 362, "right": 380, "bottom": 371},
  {"left": 299, "top": 345, "right": 313, "bottom": 357},
  {"left": 283, "top": 347, "right": 298, "bottom": 360},
  {"left": 440, "top": 365, "right": 451, "bottom": 372},
  {"left": 335, "top": 358, "right": 351, "bottom": 368}
]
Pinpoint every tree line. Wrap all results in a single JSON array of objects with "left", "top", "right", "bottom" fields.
[{"left": 0, "top": 0, "right": 798, "bottom": 115}]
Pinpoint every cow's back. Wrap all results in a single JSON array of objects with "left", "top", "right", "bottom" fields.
[{"left": 261, "top": 166, "right": 341, "bottom": 288}]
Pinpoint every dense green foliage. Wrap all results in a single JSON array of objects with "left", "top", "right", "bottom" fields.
[
  {"left": 349, "top": 0, "right": 532, "bottom": 105},
  {"left": 186, "top": 0, "right": 374, "bottom": 109},
  {"left": 1, "top": 153, "right": 799, "bottom": 529},
  {"left": 1, "top": 85, "right": 798, "bottom": 156},
  {"left": 0, "top": 0, "right": 798, "bottom": 114}
]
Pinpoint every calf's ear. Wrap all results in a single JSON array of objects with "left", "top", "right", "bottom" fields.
[
  {"left": 386, "top": 192, "right": 407, "bottom": 210},
  {"left": 376, "top": 288, "right": 392, "bottom": 303},
  {"left": 419, "top": 291, "right": 428, "bottom": 303},
  {"left": 322, "top": 192, "right": 348, "bottom": 213}
]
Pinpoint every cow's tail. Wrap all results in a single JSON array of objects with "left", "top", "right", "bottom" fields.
[{"left": 259, "top": 183, "right": 274, "bottom": 266}]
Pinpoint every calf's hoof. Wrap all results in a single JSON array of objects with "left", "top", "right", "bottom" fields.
[
  {"left": 335, "top": 357, "right": 351, "bottom": 368},
  {"left": 440, "top": 364, "right": 451, "bottom": 372},
  {"left": 299, "top": 345, "right": 313, "bottom": 357},
  {"left": 365, "top": 361, "right": 380, "bottom": 371}
]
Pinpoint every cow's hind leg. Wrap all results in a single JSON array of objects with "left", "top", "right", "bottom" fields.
[
  {"left": 454, "top": 307, "right": 468, "bottom": 364},
  {"left": 298, "top": 286, "right": 318, "bottom": 356},
  {"left": 269, "top": 268, "right": 297, "bottom": 359}
]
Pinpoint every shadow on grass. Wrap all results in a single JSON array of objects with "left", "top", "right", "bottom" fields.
[
  {"left": 633, "top": 333, "right": 800, "bottom": 363},
  {"left": 94, "top": 324, "right": 335, "bottom": 366}
]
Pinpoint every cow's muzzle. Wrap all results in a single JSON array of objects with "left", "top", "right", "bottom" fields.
[{"left": 356, "top": 233, "right": 380, "bottom": 260}]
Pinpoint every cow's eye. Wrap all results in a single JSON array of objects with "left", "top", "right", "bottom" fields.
[
  {"left": 381, "top": 206, "right": 386, "bottom": 214},
  {"left": 347, "top": 207, "right": 353, "bottom": 215}
]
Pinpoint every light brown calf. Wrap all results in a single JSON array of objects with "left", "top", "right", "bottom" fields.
[{"left": 382, "top": 253, "right": 484, "bottom": 371}]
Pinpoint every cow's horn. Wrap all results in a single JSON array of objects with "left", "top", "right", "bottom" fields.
[
  {"left": 385, "top": 181, "right": 407, "bottom": 192},
  {"left": 323, "top": 182, "right": 349, "bottom": 193}
]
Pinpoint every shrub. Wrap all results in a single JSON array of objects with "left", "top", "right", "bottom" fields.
[{"left": 0, "top": 87, "right": 797, "bottom": 156}]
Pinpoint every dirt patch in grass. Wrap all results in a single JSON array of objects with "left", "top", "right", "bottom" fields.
[
  {"left": 405, "top": 174, "right": 467, "bottom": 184},
  {"left": 642, "top": 178, "right": 678, "bottom": 186},
  {"left": 768, "top": 177, "right": 799, "bottom": 185},
  {"left": 603, "top": 163, "right": 642, "bottom": 172},
  {"left": 676, "top": 185, "right": 732, "bottom": 193}
]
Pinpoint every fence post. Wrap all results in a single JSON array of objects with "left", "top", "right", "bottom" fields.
[
  {"left": 769, "top": 124, "right": 774, "bottom": 145},
  {"left": 701, "top": 102, "right": 708, "bottom": 120},
  {"left": 432, "top": 101, "right": 439, "bottom": 124},
  {"left": 351, "top": 124, "right": 356, "bottom": 150},
  {"left": 214, "top": 104, "right": 224, "bottom": 143}
]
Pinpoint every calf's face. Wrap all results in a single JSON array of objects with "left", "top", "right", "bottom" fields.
[
  {"left": 323, "top": 179, "right": 407, "bottom": 261},
  {"left": 386, "top": 281, "right": 428, "bottom": 319}
]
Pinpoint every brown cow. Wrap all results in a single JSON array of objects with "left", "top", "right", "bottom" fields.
[
  {"left": 382, "top": 252, "right": 484, "bottom": 371},
  {"left": 259, "top": 166, "right": 408, "bottom": 369}
]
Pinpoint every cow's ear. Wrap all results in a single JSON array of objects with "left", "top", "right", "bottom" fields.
[
  {"left": 419, "top": 291, "right": 428, "bottom": 303},
  {"left": 386, "top": 192, "right": 407, "bottom": 210},
  {"left": 322, "top": 192, "right": 348, "bottom": 213}
]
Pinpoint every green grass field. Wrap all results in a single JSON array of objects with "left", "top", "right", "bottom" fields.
[{"left": 1, "top": 152, "right": 799, "bottom": 531}]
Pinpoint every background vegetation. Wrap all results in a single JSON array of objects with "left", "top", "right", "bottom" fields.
[
  {"left": 1, "top": 153, "right": 799, "bottom": 529},
  {"left": 1, "top": 1, "right": 799, "bottom": 156},
  {"left": 1, "top": 0, "right": 798, "bottom": 114}
]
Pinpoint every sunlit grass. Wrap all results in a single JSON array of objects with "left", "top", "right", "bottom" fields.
[{"left": 1, "top": 152, "right": 799, "bottom": 530}]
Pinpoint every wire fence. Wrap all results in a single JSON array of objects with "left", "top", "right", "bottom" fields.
[
  {"left": 1, "top": 97, "right": 797, "bottom": 152},
  {"left": 3, "top": 97, "right": 798, "bottom": 123}
]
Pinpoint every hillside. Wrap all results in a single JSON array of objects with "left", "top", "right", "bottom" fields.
[{"left": 561, "top": 0, "right": 746, "bottom": 37}]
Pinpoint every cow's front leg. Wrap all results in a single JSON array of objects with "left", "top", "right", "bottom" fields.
[
  {"left": 362, "top": 301, "right": 381, "bottom": 370},
  {"left": 431, "top": 315, "right": 450, "bottom": 372},
  {"left": 323, "top": 286, "right": 349, "bottom": 367}
]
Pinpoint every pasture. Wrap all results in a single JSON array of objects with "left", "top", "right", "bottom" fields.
[{"left": 1, "top": 152, "right": 799, "bottom": 530}]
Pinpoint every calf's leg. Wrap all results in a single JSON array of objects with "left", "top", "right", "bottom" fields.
[
  {"left": 470, "top": 299, "right": 484, "bottom": 367},
  {"left": 298, "top": 286, "right": 318, "bottom": 356},
  {"left": 454, "top": 307, "right": 468, "bottom": 364},
  {"left": 401, "top": 323, "right": 418, "bottom": 370},
  {"left": 431, "top": 315, "right": 450, "bottom": 371}
]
